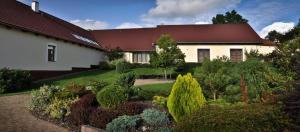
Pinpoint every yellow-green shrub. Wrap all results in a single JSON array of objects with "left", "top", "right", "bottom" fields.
[
  {"left": 46, "top": 97, "right": 78, "bottom": 119},
  {"left": 152, "top": 96, "right": 168, "bottom": 108},
  {"left": 167, "top": 73, "right": 206, "bottom": 122}
]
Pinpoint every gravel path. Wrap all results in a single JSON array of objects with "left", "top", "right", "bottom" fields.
[
  {"left": 134, "top": 79, "right": 174, "bottom": 86},
  {"left": 0, "top": 94, "right": 68, "bottom": 132}
]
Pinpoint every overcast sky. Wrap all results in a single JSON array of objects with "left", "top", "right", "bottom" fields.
[{"left": 18, "top": 0, "right": 300, "bottom": 38}]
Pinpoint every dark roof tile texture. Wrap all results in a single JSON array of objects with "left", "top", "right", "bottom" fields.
[
  {"left": 0, "top": 0, "right": 101, "bottom": 50},
  {"left": 92, "top": 24, "right": 263, "bottom": 51}
]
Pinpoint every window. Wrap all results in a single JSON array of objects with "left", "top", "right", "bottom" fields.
[
  {"left": 198, "top": 49, "right": 210, "bottom": 63},
  {"left": 133, "top": 52, "right": 149, "bottom": 63},
  {"left": 230, "top": 49, "right": 243, "bottom": 62},
  {"left": 47, "top": 45, "right": 56, "bottom": 62}
]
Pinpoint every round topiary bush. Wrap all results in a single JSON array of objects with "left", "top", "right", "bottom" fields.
[
  {"left": 96, "top": 85, "right": 128, "bottom": 109},
  {"left": 167, "top": 73, "right": 206, "bottom": 122}
]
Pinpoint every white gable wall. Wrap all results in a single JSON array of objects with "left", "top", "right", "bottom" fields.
[{"left": 0, "top": 26, "right": 105, "bottom": 71}]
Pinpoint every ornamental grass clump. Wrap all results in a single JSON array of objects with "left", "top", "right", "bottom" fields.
[{"left": 167, "top": 73, "right": 206, "bottom": 122}]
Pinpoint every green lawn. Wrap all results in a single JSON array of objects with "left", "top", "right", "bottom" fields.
[
  {"left": 39, "top": 68, "right": 176, "bottom": 87},
  {"left": 138, "top": 83, "right": 174, "bottom": 100},
  {"left": 40, "top": 70, "right": 119, "bottom": 87},
  {"left": 0, "top": 68, "right": 175, "bottom": 97},
  {"left": 131, "top": 68, "right": 175, "bottom": 75}
]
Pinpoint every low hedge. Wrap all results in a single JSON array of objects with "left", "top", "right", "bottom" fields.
[
  {"left": 175, "top": 104, "right": 293, "bottom": 132},
  {"left": 0, "top": 68, "right": 32, "bottom": 93}
]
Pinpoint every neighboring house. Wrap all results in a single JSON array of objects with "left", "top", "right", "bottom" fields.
[
  {"left": 92, "top": 24, "right": 275, "bottom": 63},
  {"left": 0, "top": 0, "right": 105, "bottom": 80},
  {"left": 0, "top": 0, "right": 276, "bottom": 80}
]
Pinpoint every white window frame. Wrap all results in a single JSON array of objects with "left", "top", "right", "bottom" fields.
[
  {"left": 132, "top": 52, "right": 150, "bottom": 63},
  {"left": 47, "top": 43, "right": 57, "bottom": 62}
]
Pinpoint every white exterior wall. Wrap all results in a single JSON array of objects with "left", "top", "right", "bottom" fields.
[
  {"left": 123, "top": 52, "right": 133, "bottom": 63},
  {"left": 178, "top": 44, "right": 275, "bottom": 63},
  {"left": 0, "top": 26, "right": 105, "bottom": 71}
]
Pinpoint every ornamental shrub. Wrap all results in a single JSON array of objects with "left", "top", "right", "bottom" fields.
[
  {"left": 152, "top": 96, "right": 168, "bottom": 108},
  {"left": 116, "top": 102, "right": 149, "bottom": 116},
  {"left": 98, "top": 61, "right": 114, "bottom": 70},
  {"left": 29, "top": 85, "right": 60, "bottom": 112},
  {"left": 87, "top": 80, "right": 109, "bottom": 94},
  {"left": 167, "top": 73, "right": 206, "bottom": 122},
  {"left": 0, "top": 68, "right": 32, "bottom": 93},
  {"left": 88, "top": 107, "right": 119, "bottom": 129},
  {"left": 116, "top": 72, "right": 137, "bottom": 98},
  {"left": 96, "top": 85, "right": 128, "bottom": 109},
  {"left": 70, "top": 93, "right": 98, "bottom": 125},
  {"left": 116, "top": 61, "right": 129, "bottom": 73},
  {"left": 106, "top": 115, "right": 141, "bottom": 132},
  {"left": 175, "top": 104, "right": 293, "bottom": 132},
  {"left": 64, "top": 83, "right": 87, "bottom": 96},
  {"left": 45, "top": 97, "right": 78, "bottom": 119},
  {"left": 116, "top": 72, "right": 136, "bottom": 89},
  {"left": 141, "top": 109, "right": 169, "bottom": 127}
]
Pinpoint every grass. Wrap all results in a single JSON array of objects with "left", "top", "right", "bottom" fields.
[
  {"left": 39, "top": 68, "right": 176, "bottom": 87},
  {"left": 131, "top": 68, "right": 175, "bottom": 75},
  {"left": 40, "top": 70, "right": 119, "bottom": 87},
  {"left": 138, "top": 83, "right": 174, "bottom": 100},
  {"left": 0, "top": 68, "right": 175, "bottom": 97}
]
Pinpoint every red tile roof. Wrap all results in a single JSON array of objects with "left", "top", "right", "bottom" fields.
[
  {"left": 92, "top": 24, "right": 264, "bottom": 51},
  {"left": 0, "top": 0, "right": 102, "bottom": 50},
  {"left": 1, "top": 0, "right": 265, "bottom": 52},
  {"left": 92, "top": 28, "right": 158, "bottom": 51}
]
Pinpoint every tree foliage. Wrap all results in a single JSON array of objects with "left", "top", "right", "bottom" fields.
[
  {"left": 265, "top": 30, "right": 283, "bottom": 42},
  {"left": 212, "top": 10, "right": 248, "bottom": 24},
  {"left": 194, "top": 58, "right": 231, "bottom": 100},
  {"left": 106, "top": 47, "right": 124, "bottom": 61},
  {"left": 194, "top": 58, "right": 290, "bottom": 103},
  {"left": 265, "top": 19, "right": 300, "bottom": 43},
  {"left": 167, "top": 73, "right": 206, "bottom": 122},
  {"left": 150, "top": 34, "right": 185, "bottom": 79},
  {"left": 150, "top": 34, "right": 185, "bottom": 68},
  {"left": 265, "top": 37, "right": 300, "bottom": 79}
]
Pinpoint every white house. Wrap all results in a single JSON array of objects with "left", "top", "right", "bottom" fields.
[
  {"left": 0, "top": 0, "right": 276, "bottom": 80},
  {"left": 91, "top": 24, "right": 275, "bottom": 63},
  {"left": 0, "top": 0, "right": 105, "bottom": 80}
]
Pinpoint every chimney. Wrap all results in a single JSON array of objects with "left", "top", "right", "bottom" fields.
[{"left": 31, "top": 0, "right": 39, "bottom": 13}]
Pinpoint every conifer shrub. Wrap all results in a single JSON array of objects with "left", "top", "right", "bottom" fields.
[
  {"left": 116, "top": 72, "right": 136, "bottom": 89},
  {"left": 96, "top": 85, "right": 128, "bottom": 109},
  {"left": 152, "top": 96, "right": 168, "bottom": 108},
  {"left": 106, "top": 115, "right": 141, "bottom": 132},
  {"left": 141, "top": 109, "right": 169, "bottom": 127},
  {"left": 116, "top": 61, "right": 129, "bottom": 73},
  {"left": 167, "top": 73, "right": 206, "bottom": 122}
]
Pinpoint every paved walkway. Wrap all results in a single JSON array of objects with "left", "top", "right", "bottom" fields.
[
  {"left": 134, "top": 79, "right": 174, "bottom": 86},
  {"left": 0, "top": 94, "right": 68, "bottom": 132}
]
